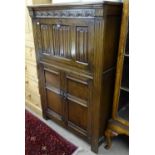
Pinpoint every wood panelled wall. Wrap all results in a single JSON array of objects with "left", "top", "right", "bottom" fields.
[{"left": 25, "top": 0, "right": 51, "bottom": 116}]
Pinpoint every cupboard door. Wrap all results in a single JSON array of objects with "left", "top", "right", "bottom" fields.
[
  {"left": 43, "top": 67, "right": 64, "bottom": 122},
  {"left": 64, "top": 73, "right": 92, "bottom": 138},
  {"left": 34, "top": 18, "right": 94, "bottom": 71}
]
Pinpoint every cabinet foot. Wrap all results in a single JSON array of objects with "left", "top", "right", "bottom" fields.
[
  {"left": 104, "top": 129, "right": 118, "bottom": 149},
  {"left": 91, "top": 145, "right": 98, "bottom": 153},
  {"left": 42, "top": 113, "right": 48, "bottom": 120},
  {"left": 91, "top": 139, "right": 99, "bottom": 153}
]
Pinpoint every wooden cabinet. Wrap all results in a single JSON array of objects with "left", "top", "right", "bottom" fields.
[
  {"left": 105, "top": 0, "right": 129, "bottom": 149},
  {"left": 28, "top": 1, "right": 122, "bottom": 153}
]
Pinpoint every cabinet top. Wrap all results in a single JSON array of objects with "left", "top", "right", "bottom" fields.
[
  {"left": 28, "top": 1, "right": 122, "bottom": 18},
  {"left": 28, "top": 1, "right": 122, "bottom": 9}
]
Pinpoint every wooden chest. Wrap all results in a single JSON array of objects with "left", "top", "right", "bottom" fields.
[{"left": 28, "top": 1, "right": 122, "bottom": 152}]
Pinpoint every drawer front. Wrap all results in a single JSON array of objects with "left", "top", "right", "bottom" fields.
[
  {"left": 64, "top": 72, "right": 92, "bottom": 137},
  {"left": 34, "top": 18, "right": 94, "bottom": 72},
  {"left": 25, "top": 62, "right": 38, "bottom": 79},
  {"left": 25, "top": 76, "right": 39, "bottom": 94},
  {"left": 25, "top": 89, "right": 41, "bottom": 108}
]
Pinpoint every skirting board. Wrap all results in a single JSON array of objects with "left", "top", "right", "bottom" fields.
[{"left": 25, "top": 100, "right": 42, "bottom": 117}]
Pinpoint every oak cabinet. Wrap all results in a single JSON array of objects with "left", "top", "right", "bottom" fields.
[{"left": 28, "top": 1, "right": 122, "bottom": 153}]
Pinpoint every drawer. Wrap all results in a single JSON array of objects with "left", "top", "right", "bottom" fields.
[
  {"left": 25, "top": 47, "right": 36, "bottom": 62},
  {"left": 25, "top": 89, "right": 41, "bottom": 108},
  {"left": 25, "top": 76, "right": 39, "bottom": 94},
  {"left": 25, "top": 62, "right": 38, "bottom": 79}
]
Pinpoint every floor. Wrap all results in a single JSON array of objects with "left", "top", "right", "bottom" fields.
[{"left": 26, "top": 107, "right": 129, "bottom": 155}]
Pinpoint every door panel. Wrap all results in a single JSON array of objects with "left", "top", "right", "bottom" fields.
[
  {"left": 52, "top": 24, "right": 71, "bottom": 58},
  {"left": 68, "top": 100, "right": 88, "bottom": 130},
  {"left": 76, "top": 26, "right": 88, "bottom": 63},
  {"left": 46, "top": 89, "right": 62, "bottom": 115},
  {"left": 66, "top": 75, "right": 89, "bottom": 102},
  {"left": 64, "top": 72, "right": 92, "bottom": 137},
  {"left": 43, "top": 67, "right": 64, "bottom": 121},
  {"left": 35, "top": 18, "right": 94, "bottom": 71},
  {"left": 44, "top": 68, "right": 60, "bottom": 89},
  {"left": 40, "top": 24, "right": 51, "bottom": 54}
]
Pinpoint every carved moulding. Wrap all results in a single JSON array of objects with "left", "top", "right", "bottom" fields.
[{"left": 34, "top": 9, "right": 96, "bottom": 18}]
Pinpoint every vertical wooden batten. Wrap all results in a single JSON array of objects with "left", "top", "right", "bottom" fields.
[{"left": 25, "top": 0, "right": 51, "bottom": 116}]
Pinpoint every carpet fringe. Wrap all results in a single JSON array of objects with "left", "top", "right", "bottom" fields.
[{"left": 72, "top": 147, "right": 83, "bottom": 155}]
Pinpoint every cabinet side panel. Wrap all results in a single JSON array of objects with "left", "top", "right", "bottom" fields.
[
  {"left": 91, "top": 18, "right": 104, "bottom": 152},
  {"left": 31, "top": 20, "right": 48, "bottom": 118},
  {"left": 103, "top": 16, "right": 121, "bottom": 71},
  {"left": 99, "top": 70, "right": 115, "bottom": 138}
]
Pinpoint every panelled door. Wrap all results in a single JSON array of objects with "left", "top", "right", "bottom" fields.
[
  {"left": 42, "top": 65, "right": 65, "bottom": 123},
  {"left": 63, "top": 72, "right": 92, "bottom": 140},
  {"left": 41, "top": 65, "right": 92, "bottom": 139},
  {"left": 34, "top": 18, "right": 94, "bottom": 72}
]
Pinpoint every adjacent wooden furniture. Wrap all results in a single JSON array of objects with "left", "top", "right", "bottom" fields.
[
  {"left": 104, "top": 0, "right": 129, "bottom": 149},
  {"left": 28, "top": 1, "right": 122, "bottom": 153},
  {"left": 25, "top": 0, "right": 51, "bottom": 116}
]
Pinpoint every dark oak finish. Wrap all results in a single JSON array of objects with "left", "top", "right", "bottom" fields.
[
  {"left": 104, "top": 0, "right": 129, "bottom": 149},
  {"left": 28, "top": 1, "right": 122, "bottom": 153}
]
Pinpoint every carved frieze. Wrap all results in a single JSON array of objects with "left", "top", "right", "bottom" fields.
[{"left": 34, "top": 9, "right": 96, "bottom": 18}]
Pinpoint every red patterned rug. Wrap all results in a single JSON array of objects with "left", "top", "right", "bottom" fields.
[{"left": 25, "top": 110, "right": 77, "bottom": 155}]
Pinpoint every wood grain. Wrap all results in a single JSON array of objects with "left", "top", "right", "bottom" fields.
[{"left": 28, "top": 2, "right": 122, "bottom": 153}]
